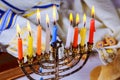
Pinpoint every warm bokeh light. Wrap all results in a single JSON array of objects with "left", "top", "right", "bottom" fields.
[
  {"left": 69, "top": 13, "right": 73, "bottom": 22},
  {"left": 27, "top": 21, "right": 31, "bottom": 32},
  {"left": 53, "top": 5, "right": 56, "bottom": 21},
  {"left": 46, "top": 14, "right": 49, "bottom": 24},
  {"left": 91, "top": 6, "right": 95, "bottom": 17},
  {"left": 37, "top": 8, "right": 40, "bottom": 21},
  {"left": 83, "top": 13, "right": 86, "bottom": 24},
  {"left": 76, "top": 13, "right": 80, "bottom": 25},
  {"left": 16, "top": 24, "right": 21, "bottom": 34}
]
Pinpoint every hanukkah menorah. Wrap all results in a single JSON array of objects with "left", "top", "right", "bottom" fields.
[
  {"left": 17, "top": 4, "right": 96, "bottom": 80},
  {"left": 18, "top": 40, "right": 93, "bottom": 80}
]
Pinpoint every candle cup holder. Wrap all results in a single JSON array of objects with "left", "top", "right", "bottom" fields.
[
  {"left": 87, "top": 42, "right": 93, "bottom": 52},
  {"left": 44, "top": 52, "right": 50, "bottom": 61},
  {"left": 64, "top": 48, "right": 71, "bottom": 57},
  {"left": 79, "top": 45, "right": 86, "bottom": 54},
  {"left": 18, "top": 58, "right": 24, "bottom": 67},
  {"left": 17, "top": 40, "right": 93, "bottom": 80},
  {"left": 72, "top": 46, "right": 79, "bottom": 57},
  {"left": 27, "top": 56, "right": 34, "bottom": 65},
  {"left": 36, "top": 54, "right": 42, "bottom": 62}
]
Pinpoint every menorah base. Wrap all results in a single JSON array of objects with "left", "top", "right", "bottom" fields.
[{"left": 18, "top": 41, "right": 93, "bottom": 80}]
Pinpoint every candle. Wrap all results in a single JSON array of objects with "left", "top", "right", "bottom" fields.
[
  {"left": 27, "top": 21, "right": 33, "bottom": 58},
  {"left": 89, "top": 6, "right": 96, "bottom": 43},
  {"left": 16, "top": 24, "right": 23, "bottom": 60},
  {"left": 73, "top": 13, "right": 80, "bottom": 48},
  {"left": 80, "top": 14, "right": 87, "bottom": 46},
  {"left": 51, "top": 5, "right": 57, "bottom": 43},
  {"left": 45, "top": 14, "right": 51, "bottom": 53},
  {"left": 37, "top": 26, "right": 42, "bottom": 55},
  {"left": 51, "top": 26, "right": 57, "bottom": 43},
  {"left": 65, "top": 13, "right": 73, "bottom": 49},
  {"left": 36, "top": 9, "right": 42, "bottom": 55}
]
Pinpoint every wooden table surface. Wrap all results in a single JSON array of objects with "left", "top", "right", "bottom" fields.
[
  {"left": 0, "top": 52, "right": 24, "bottom": 80},
  {"left": 0, "top": 52, "right": 36, "bottom": 80},
  {"left": 0, "top": 65, "right": 33, "bottom": 80},
  {"left": 0, "top": 52, "right": 18, "bottom": 72}
]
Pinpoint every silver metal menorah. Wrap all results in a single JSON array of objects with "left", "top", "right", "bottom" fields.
[{"left": 18, "top": 40, "right": 93, "bottom": 80}]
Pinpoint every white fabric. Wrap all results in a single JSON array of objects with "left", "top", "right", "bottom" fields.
[{"left": 0, "top": 0, "right": 120, "bottom": 77}]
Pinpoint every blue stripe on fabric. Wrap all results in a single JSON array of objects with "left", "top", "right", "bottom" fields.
[
  {"left": 0, "top": 15, "right": 3, "bottom": 19},
  {"left": 12, "top": 15, "right": 17, "bottom": 28},
  {"left": 1, "top": 0, "right": 25, "bottom": 13},
  {"left": 33, "top": 4, "right": 60, "bottom": 8},
  {"left": 0, "top": 9, "right": 11, "bottom": 31},
  {"left": 0, "top": 9, "right": 5, "bottom": 18},
  {"left": 6, "top": 12, "right": 15, "bottom": 29},
  {"left": 0, "top": 9, "right": 5, "bottom": 14}
]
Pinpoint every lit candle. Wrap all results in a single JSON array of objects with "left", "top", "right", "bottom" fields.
[
  {"left": 16, "top": 24, "right": 23, "bottom": 60},
  {"left": 73, "top": 13, "right": 80, "bottom": 48},
  {"left": 80, "top": 14, "right": 87, "bottom": 46},
  {"left": 65, "top": 13, "right": 73, "bottom": 49},
  {"left": 27, "top": 21, "right": 33, "bottom": 58},
  {"left": 89, "top": 6, "right": 96, "bottom": 43},
  {"left": 45, "top": 14, "right": 51, "bottom": 53},
  {"left": 51, "top": 5, "right": 57, "bottom": 43},
  {"left": 36, "top": 9, "right": 42, "bottom": 56}
]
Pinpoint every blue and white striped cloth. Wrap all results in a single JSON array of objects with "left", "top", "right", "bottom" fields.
[
  {"left": 0, "top": 9, "right": 17, "bottom": 33},
  {"left": 0, "top": 0, "right": 60, "bottom": 32}
]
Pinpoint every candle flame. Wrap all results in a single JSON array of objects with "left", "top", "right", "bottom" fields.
[
  {"left": 91, "top": 6, "right": 95, "bottom": 17},
  {"left": 37, "top": 9, "right": 40, "bottom": 22},
  {"left": 16, "top": 24, "right": 21, "bottom": 34},
  {"left": 27, "top": 21, "right": 31, "bottom": 31},
  {"left": 69, "top": 13, "right": 73, "bottom": 23},
  {"left": 83, "top": 13, "right": 86, "bottom": 23},
  {"left": 46, "top": 14, "right": 49, "bottom": 24},
  {"left": 53, "top": 5, "right": 56, "bottom": 21},
  {"left": 76, "top": 13, "right": 80, "bottom": 25}
]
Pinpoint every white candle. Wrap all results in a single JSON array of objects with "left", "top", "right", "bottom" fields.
[
  {"left": 65, "top": 13, "right": 73, "bottom": 49},
  {"left": 45, "top": 27, "right": 51, "bottom": 53},
  {"left": 45, "top": 14, "right": 51, "bottom": 53},
  {"left": 65, "top": 25, "right": 73, "bottom": 49}
]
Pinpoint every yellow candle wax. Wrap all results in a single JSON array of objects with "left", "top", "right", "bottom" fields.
[
  {"left": 28, "top": 34, "right": 33, "bottom": 58},
  {"left": 80, "top": 13, "right": 87, "bottom": 46},
  {"left": 27, "top": 21, "right": 33, "bottom": 58},
  {"left": 80, "top": 27, "right": 86, "bottom": 46}
]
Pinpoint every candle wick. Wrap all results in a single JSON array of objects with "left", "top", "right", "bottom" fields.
[
  {"left": 70, "top": 21, "right": 73, "bottom": 26},
  {"left": 38, "top": 19, "right": 40, "bottom": 25},
  {"left": 53, "top": 21, "right": 56, "bottom": 25},
  {"left": 92, "top": 14, "right": 94, "bottom": 19},
  {"left": 76, "top": 22, "right": 79, "bottom": 27},
  {"left": 29, "top": 31, "right": 31, "bottom": 36},
  {"left": 84, "top": 22, "right": 86, "bottom": 27},
  {"left": 18, "top": 33, "right": 20, "bottom": 38},
  {"left": 47, "top": 23, "right": 49, "bottom": 28}
]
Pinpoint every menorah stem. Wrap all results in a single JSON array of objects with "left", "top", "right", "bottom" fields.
[{"left": 55, "top": 47, "right": 59, "bottom": 80}]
